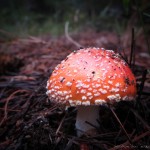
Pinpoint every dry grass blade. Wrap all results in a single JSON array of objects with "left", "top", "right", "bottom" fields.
[
  {"left": 56, "top": 113, "right": 67, "bottom": 135},
  {"left": 109, "top": 106, "right": 132, "bottom": 144},
  {"left": 131, "top": 108, "right": 150, "bottom": 131},
  {"left": 64, "top": 137, "right": 76, "bottom": 150},
  {"left": 65, "top": 21, "right": 83, "bottom": 48},
  {"left": 129, "top": 28, "right": 135, "bottom": 66},
  {"left": 137, "top": 69, "right": 147, "bottom": 101},
  {"left": 0, "top": 89, "right": 29, "bottom": 126},
  {"left": 109, "top": 131, "right": 150, "bottom": 150}
]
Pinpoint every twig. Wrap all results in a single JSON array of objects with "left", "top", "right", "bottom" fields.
[
  {"left": 109, "top": 131, "right": 150, "bottom": 150},
  {"left": 132, "top": 131, "right": 150, "bottom": 143},
  {"left": 131, "top": 108, "right": 150, "bottom": 131},
  {"left": 65, "top": 21, "right": 83, "bottom": 48},
  {"left": 20, "top": 79, "right": 47, "bottom": 117},
  {"left": 109, "top": 106, "right": 132, "bottom": 144},
  {"left": 0, "top": 108, "right": 20, "bottom": 112},
  {"left": 64, "top": 137, "right": 77, "bottom": 150},
  {"left": 56, "top": 113, "right": 66, "bottom": 135},
  {"left": 0, "top": 89, "right": 29, "bottom": 126},
  {"left": 85, "top": 120, "right": 99, "bottom": 131},
  {"left": 0, "top": 140, "right": 11, "bottom": 147},
  {"left": 129, "top": 28, "right": 135, "bottom": 66},
  {"left": 137, "top": 69, "right": 147, "bottom": 101}
]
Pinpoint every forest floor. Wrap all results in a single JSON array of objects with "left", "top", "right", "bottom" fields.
[{"left": 0, "top": 27, "right": 150, "bottom": 150}]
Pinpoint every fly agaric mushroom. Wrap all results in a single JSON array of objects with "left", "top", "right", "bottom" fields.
[{"left": 46, "top": 47, "right": 136, "bottom": 136}]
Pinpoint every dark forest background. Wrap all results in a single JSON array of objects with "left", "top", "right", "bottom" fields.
[
  {"left": 0, "top": 0, "right": 149, "bottom": 37},
  {"left": 0, "top": 1, "right": 150, "bottom": 150}
]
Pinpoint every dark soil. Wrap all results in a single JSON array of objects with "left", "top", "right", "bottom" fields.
[{"left": 0, "top": 28, "right": 150, "bottom": 150}]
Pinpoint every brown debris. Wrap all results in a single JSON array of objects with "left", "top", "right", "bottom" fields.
[
  {"left": 0, "top": 53, "right": 23, "bottom": 75},
  {"left": 0, "top": 28, "right": 150, "bottom": 150}
]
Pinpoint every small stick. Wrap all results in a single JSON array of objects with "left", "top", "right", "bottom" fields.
[
  {"left": 56, "top": 113, "right": 66, "bottom": 135},
  {"left": 0, "top": 108, "right": 20, "bottom": 112},
  {"left": 129, "top": 28, "right": 135, "bottom": 66},
  {"left": 85, "top": 120, "right": 99, "bottom": 131},
  {"left": 65, "top": 137, "right": 77, "bottom": 150},
  {"left": 131, "top": 108, "right": 150, "bottom": 131},
  {"left": 0, "top": 89, "right": 28, "bottom": 126},
  {"left": 109, "top": 105, "right": 132, "bottom": 144},
  {"left": 109, "top": 131, "right": 150, "bottom": 150},
  {"left": 137, "top": 69, "right": 147, "bottom": 102}
]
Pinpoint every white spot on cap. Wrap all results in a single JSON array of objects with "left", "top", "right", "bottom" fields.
[
  {"left": 76, "top": 81, "right": 83, "bottom": 89},
  {"left": 93, "top": 89, "right": 98, "bottom": 93},
  {"left": 69, "top": 100, "right": 76, "bottom": 106},
  {"left": 81, "top": 89, "right": 86, "bottom": 93},
  {"left": 86, "top": 79, "right": 91, "bottom": 82},
  {"left": 51, "top": 89, "right": 55, "bottom": 92},
  {"left": 57, "top": 91, "right": 63, "bottom": 95},
  {"left": 99, "top": 89, "right": 107, "bottom": 94},
  {"left": 82, "top": 84, "right": 90, "bottom": 88},
  {"left": 82, "top": 101, "right": 90, "bottom": 105},
  {"left": 59, "top": 76, "right": 64, "bottom": 81},
  {"left": 89, "top": 96, "right": 93, "bottom": 100},
  {"left": 46, "top": 90, "right": 51, "bottom": 95},
  {"left": 95, "top": 84, "right": 101, "bottom": 88},
  {"left": 66, "top": 82, "right": 72, "bottom": 87},
  {"left": 103, "top": 85, "right": 110, "bottom": 89},
  {"left": 122, "top": 96, "right": 128, "bottom": 101},
  {"left": 46, "top": 82, "right": 50, "bottom": 89},
  {"left": 51, "top": 94, "right": 56, "bottom": 98},
  {"left": 82, "top": 96, "right": 87, "bottom": 100},
  {"left": 87, "top": 92, "right": 92, "bottom": 96},
  {"left": 122, "top": 96, "right": 134, "bottom": 101},
  {"left": 110, "top": 88, "right": 119, "bottom": 92},
  {"left": 108, "top": 80, "right": 113, "bottom": 84},
  {"left": 54, "top": 86, "right": 59, "bottom": 89},
  {"left": 65, "top": 95, "right": 70, "bottom": 99},
  {"left": 95, "top": 99, "right": 106, "bottom": 105},
  {"left": 115, "top": 83, "right": 120, "bottom": 87},
  {"left": 107, "top": 94, "right": 121, "bottom": 102},
  {"left": 76, "top": 100, "right": 82, "bottom": 105},
  {"left": 94, "top": 93, "right": 100, "bottom": 96},
  {"left": 88, "top": 88, "right": 93, "bottom": 91}
]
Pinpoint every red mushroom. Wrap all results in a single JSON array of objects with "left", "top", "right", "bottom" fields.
[{"left": 46, "top": 47, "right": 137, "bottom": 136}]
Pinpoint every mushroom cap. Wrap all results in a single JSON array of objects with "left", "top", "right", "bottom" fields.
[{"left": 46, "top": 47, "right": 137, "bottom": 106}]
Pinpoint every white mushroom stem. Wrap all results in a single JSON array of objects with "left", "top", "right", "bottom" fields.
[{"left": 75, "top": 105, "right": 99, "bottom": 137}]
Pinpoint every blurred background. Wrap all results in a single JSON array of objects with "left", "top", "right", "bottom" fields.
[
  {"left": 0, "top": 0, "right": 149, "bottom": 38},
  {"left": 0, "top": 1, "right": 150, "bottom": 150}
]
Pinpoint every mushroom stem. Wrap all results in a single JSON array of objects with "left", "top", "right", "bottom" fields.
[{"left": 75, "top": 105, "right": 99, "bottom": 136}]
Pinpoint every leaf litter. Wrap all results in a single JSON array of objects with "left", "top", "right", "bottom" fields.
[{"left": 0, "top": 28, "right": 150, "bottom": 150}]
